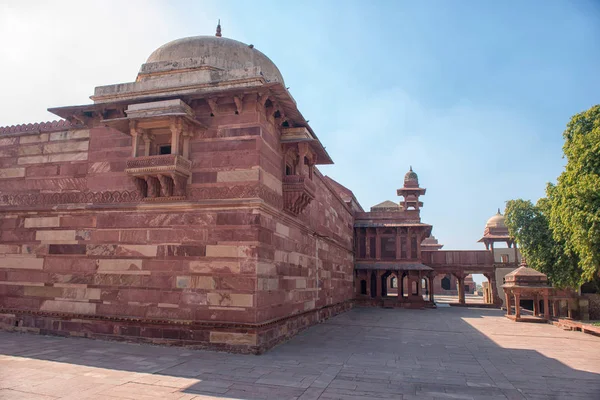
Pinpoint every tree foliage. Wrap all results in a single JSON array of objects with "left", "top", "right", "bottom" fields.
[
  {"left": 505, "top": 105, "right": 600, "bottom": 290},
  {"left": 505, "top": 198, "right": 581, "bottom": 288}
]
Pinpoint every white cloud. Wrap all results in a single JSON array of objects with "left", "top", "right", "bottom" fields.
[{"left": 0, "top": 1, "right": 216, "bottom": 126}]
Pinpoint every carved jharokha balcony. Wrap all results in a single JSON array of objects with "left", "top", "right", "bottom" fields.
[
  {"left": 282, "top": 175, "right": 317, "bottom": 215},
  {"left": 125, "top": 154, "right": 192, "bottom": 200}
]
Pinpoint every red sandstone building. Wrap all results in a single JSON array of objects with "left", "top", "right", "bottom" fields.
[{"left": 0, "top": 29, "right": 518, "bottom": 353}]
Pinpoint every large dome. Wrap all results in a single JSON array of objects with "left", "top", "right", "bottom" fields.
[{"left": 144, "top": 36, "right": 285, "bottom": 84}]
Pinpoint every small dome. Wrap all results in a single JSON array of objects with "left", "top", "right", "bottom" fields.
[
  {"left": 486, "top": 209, "right": 506, "bottom": 229},
  {"left": 144, "top": 35, "right": 285, "bottom": 84},
  {"left": 404, "top": 166, "right": 419, "bottom": 186}
]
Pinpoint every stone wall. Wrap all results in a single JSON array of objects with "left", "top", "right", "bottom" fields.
[{"left": 0, "top": 99, "right": 355, "bottom": 353}]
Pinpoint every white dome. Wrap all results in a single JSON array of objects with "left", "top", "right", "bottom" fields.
[{"left": 144, "top": 36, "right": 284, "bottom": 84}]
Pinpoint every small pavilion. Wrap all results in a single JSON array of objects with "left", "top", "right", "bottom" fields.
[{"left": 503, "top": 259, "right": 552, "bottom": 321}]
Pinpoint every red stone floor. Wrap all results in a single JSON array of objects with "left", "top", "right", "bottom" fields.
[{"left": 0, "top": 307, "right": 599, "bottom": 399}]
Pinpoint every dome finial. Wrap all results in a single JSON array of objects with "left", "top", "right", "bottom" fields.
[
  {"left": 409, "top": 165, "right": 413, "bottom": 171},
  {"left": 497, "top": 208, "right": 501, "bottom": 215},
  {"left": 216, "top": 19, "right": 222, "bottom": 37}
]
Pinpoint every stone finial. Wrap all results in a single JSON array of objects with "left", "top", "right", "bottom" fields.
[
  {"left": 497, "top": 208, "right": 501, "bottom": 215},
  {"left": 520, "top": 257, "right": 528, "bottom": 267},
  {"left": 216, "top": 19, "right": 222, "bottom": 37}
]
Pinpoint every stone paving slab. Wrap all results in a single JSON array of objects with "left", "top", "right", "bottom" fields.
[{"left": 1, "top": 307, "right": 599, "bottom": 399}]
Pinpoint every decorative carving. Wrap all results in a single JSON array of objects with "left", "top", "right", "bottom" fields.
[
  {"left": 206, "top": 98, "right": 218, "bottom": 115},
  {"left": 0, "top": 190, "right": 143, "bottom": 207},
  {"left": 282, "top": 175, "right": 316, "bottom": 215},
  {"left": 126, "top": 154, "right": 190, "bottom": 170},
  {"left": 157, "top": 174, "right": 173, "bottom": 197},
  {"left": 0, "top": 119, "right": 82, "bottom": 135},
  {"left": 233, "top": 96, "right": 243, "bottom": 114},
  {"left": 133, "top": 178, "right": 148, "bottom": 197},
  {"left": 172, "top": 174, "right": 187, "bottom": 197},
  {"left": 257, "top": 92, "right": 270, "bottom": 109},
  {"left": 0, "top": 184, "right": 284, "bottom": 208},
  {"left": 145, "top": 176, "right": 160, "bottom": 198}
]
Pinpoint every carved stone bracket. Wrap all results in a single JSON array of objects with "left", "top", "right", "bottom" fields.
[
  {"left": 282, "top": 175, "right": 316, "bottom": 215},
  {"left": 125, "top": 154, "right": 191, "bottom": 201}
]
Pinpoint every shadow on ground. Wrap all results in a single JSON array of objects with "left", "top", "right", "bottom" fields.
[{"left": 1, "top": 307, "right": 599, "bottom": 399}]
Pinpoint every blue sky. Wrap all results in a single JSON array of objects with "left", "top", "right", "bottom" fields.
[{"left": 1, "top": 0, "right": 599, "bottom": 252}]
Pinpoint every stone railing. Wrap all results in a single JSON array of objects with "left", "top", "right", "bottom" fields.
[
  {"left": 282, "top": 175, "right": 316, "bottom": 215},
  {"left": 126, "top": 154, "right": 191, "bottom": 172}
]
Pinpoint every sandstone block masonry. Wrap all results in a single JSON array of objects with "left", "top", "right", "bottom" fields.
[{"left": 0, "top": 95, "right": 355, "bottom": 353}]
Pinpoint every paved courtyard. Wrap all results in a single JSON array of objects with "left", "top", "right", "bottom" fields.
[{"left": 1, "top": 307, "right": 599, "bottom": 400}]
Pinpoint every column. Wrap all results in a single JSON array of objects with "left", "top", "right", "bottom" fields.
[
  {"left": 365, "top": 271, "right": 371, "bottom": 297},
  {"left": 131, "top": 132, "right": 139, "bottom": 157},
  {"left": 182, "top": 127, "right": 194, "bottom": 159},
  {"left": 533, "top": 294, "right": 539, "bottom": 316},
  {"left": 375, "top": 270, "right": 382, "bottom": 299},
  {"left": 398, "top": 273, "right": 404, "bottom": 301},
  {"left": 457, "top": 275, "right": 465, "bottom": 305},
  {"left": 486, "top": 273, "right": 502, "bottom": 306},
  {"left": 395, "top": 228, "right": 401, "bottom": 260},
  {"left": 375, "top": 229, "right": 381, "bottom": 260},
  {"left": 142, "top": 132, "right": 153, "bottom": 156},
  {"left": 429, "top": 275, "right": 435, "bottom": 303},
  {"left": 129, "top": 121, "right": 139, "bottom": 157},
  {"left": 543, "top": 291, "right": 550, "bottom": 320},
  {"left": 505, "top": 289, "right": 512, "bottom": 315},
  {"left": 514, "top": 293, "right": 521, "bottom": 319},
  {"left": 365, "top": 230, "right": 371, "bottom": 259},
  {"left": 170, "top": 119, "right": 182, "bottom": 155},
  {"left": 415, "top": 272, "right": 421, "bottom": 297},
  {"left": 552, "top": 300, "right": 559, "bottom": 318},
  {"left": 406, "top": 228, "right": 412, "bottom": 259}
]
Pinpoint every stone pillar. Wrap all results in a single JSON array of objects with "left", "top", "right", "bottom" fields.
[
  {"left": 415, "top": 272, "right": 421, "bottom": 297},
  {"left": 486, "top": 272, "right": 502, "bottom": 306},
  {"left": 533, "top": 294, "right": 539, "bottom": 317},
  {"left": 365, "top": 271, "right": 371, "bottom": 297},
  {"left": 457, "top": 275, "right": 465, "bottom": 305},
  {"left": 505, "top": 289, "right": 512, "bottom": 315},
  {"left": 375, "top": 230, "right": 381, "bottom": 260},
  {"left": 406, "top": 228, "right": 412, "bottom": 259},
  {"left": 398, "top": 273, "right": 404, "bottom": 301},
  {"left": 142, "top": 132, "right": 153, "bottom": 156},
  {"left": 395, "top": 228, "right": 401, "bottom": 260},
  {"left": 514, "top": 293, "right": 521, "bottom": 319},
  {"left": 182, "top": 126, "right": 194, "bottom": 160},
  {"left": 429, "top": 275, "right": 435, "bottom": 303},
  {"left": 365, "top": 230, "right": 371, "bottom": 259},
  {"left": 375, "top": 270, "right": 382, "bottom": 299},
  {"left": 131, "top": 132, "right": 139, "bottom": 157},
  {"left": 552, "top": 300, "right": 559, "bottom": 318},
  {"left": 170, "top": 119, "right": 182, "bottom": 155},
  {"left": 543, "top": 291, "right": 550, "bottom": 321},
  {"left": 129, "top": 121, "right": 140, "bottom": 157}
]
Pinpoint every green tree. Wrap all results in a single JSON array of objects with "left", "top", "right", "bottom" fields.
[
  {"left": 505, "top": 105, "right": 600, "bottom": 291},
  {"left": 549, "top": 105, "right": 600, "bottom": 287},
  {"left": 505, "top": 198, "right": 581, "bottom": 288}
]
